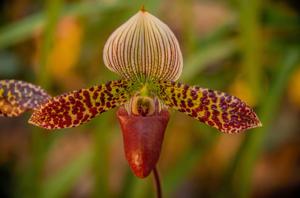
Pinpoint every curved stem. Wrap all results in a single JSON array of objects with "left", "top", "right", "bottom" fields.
[{"left": 153, "top": 166, "right": 162, "bottom": 198}]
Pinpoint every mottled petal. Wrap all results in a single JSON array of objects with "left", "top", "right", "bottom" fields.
[
  {"left": 29, "top": 80, "right": 132, "bottom": 129},
  {"left": 103, "top": 10, "right": 183, "bottom": 81},
  {"left": 0, "top": 100, "right": 26, "bottom": 117},
  {"left": 0, "top": 80, "right": 50, "bottom": 117},
  {"left": 158, "top": 81, "right": 262, "bottom": 133}
]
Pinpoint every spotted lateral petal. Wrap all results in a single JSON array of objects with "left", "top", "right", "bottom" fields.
[
  {"left": 158, "top": 81, "right": 261, "bottom": 133},
  {"left": 29, "top": 80, "right": 132, "bottom": 129},
  {"left": 0, "top": 80, "right": 50, "bottom": 117}
]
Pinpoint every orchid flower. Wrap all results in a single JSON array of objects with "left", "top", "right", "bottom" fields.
[{"left": 0, "top": 9, "right": 261, "bottom": 180}]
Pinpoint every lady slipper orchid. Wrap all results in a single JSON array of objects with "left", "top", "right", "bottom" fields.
[{"left": 0, "top": 9, "right": 261, "bottom": 179}]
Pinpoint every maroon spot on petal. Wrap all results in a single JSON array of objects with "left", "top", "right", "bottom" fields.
[
  {"left": 187, "top": 99, "right": 193, "bottom": 107},
  {"left": 207, "top": 120, "right": 215, "bottom": 126},
  {"left": 106, "top": 102, "right": 111, "bottom": 108},
  {"left": 180, "top": 100, "right": 186, "bottom": 108}
]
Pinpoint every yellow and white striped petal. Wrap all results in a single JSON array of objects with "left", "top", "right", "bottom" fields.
[{"left": 103, "top": 9, "right": 183, "bottom": 81}]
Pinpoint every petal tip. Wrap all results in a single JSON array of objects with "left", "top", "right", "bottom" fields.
[
  {"left": 140, "top": 5, "right": 146, "bottom": 12},
  {"left": 230, "top": 112, "right": 262, "bottom": 133},
  {"left": 28, "top": 111, "right": 48, "bottom": 129}
]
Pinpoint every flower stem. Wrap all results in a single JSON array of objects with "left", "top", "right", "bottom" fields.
[{"left": 153, "top": 166, "right": 162, "bottom": 198}]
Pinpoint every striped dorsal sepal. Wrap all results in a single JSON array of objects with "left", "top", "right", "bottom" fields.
[
  {"left": 158, "top": 81, "right": 262, "bottom": 133},
  {"left": 103, "top": 10, "right": 183, "bottom": 81},
  {"left": 0, "top": 80, "right": 51, "bottom": 117},
  {"left": 29, "top": 80, "right": 132, "bottom": 129}
]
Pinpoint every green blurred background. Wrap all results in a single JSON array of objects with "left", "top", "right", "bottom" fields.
[{"left": 0, "top": 0, "right": 300, "bottom": 197}]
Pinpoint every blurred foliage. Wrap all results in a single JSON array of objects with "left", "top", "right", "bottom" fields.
[{"left": 0, "top": 0, "right": 300, "bottom": 198}]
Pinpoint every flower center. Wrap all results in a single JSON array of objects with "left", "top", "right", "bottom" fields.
[{"left": 131, "top": 96, "right": 155, "bottom": 116}]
